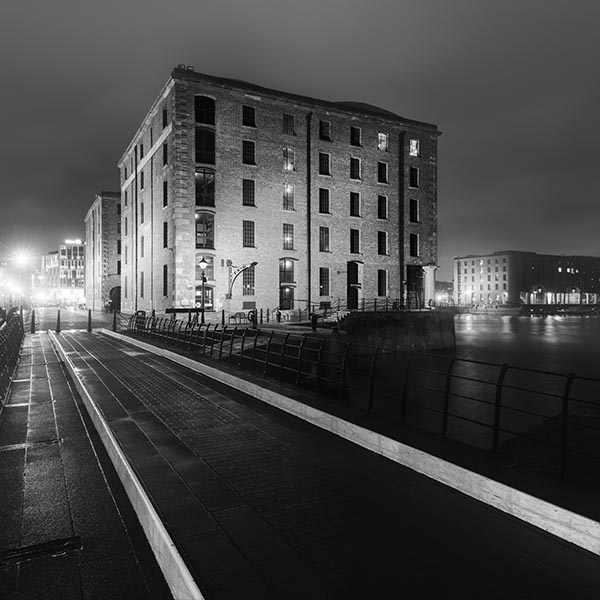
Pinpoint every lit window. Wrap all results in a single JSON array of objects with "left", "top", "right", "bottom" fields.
[
  {"left": 319, "top": 227, "right": 330, "bottom": 252},
  {"left": 279, "top": 259, "right": 294, "bottom": 283},
  {"left": 378, "top": 133, "right": 388, "bottom": 151},
  {"left": 283, "top": 147, "right": 295, "bottom": 171},
  {"left": 409, "top": 138, "right": 420, "bottom": 157},
  {"left": 283, "top": 184, "right": 294, "bottom": 210},
  {"left": 242, "top": 265, "right": 255, "bottom": 295},
  {"left": 283, "top": 223, "right": 294, "bottom": 250},
  {"left": 195, "top": 212, "right": 215, "bottom": 249},
  {"left": 319, "top": 267, "right": 330, "bottom": 296}
]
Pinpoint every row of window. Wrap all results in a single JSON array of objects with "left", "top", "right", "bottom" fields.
[{"left": 195, "top": 95, "right": 421, "bottom": 156}]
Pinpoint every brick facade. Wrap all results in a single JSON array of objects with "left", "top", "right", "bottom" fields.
[{"left": 118, "top": 67, "right": 440, "bottom": 315}]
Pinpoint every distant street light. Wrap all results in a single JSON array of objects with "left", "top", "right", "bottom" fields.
[
  {"left": 14, "top": 252, "right": 29, "bottom": 313},
  {"left": 198, "top": 256, "right": 208, "bottom": 325}
]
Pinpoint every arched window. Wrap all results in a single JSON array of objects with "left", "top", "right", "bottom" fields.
[{"left": 195, "top": 96, "right": 215, "bottom": 125}]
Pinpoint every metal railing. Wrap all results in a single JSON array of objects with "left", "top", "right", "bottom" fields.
[
  {"left": 0, "top": 314, "right": 25, "bottom": 407},
  {"left": 127, "top": 314, "right": 600, "bottom": 477}
]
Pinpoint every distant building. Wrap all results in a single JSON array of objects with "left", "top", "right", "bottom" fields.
[
  {"left": 39, "top": 240, "right": 85, "bottom": 306},
  {"left": 118, "top": 66, "right": 440, "bottom": 315},
  {"left": 434, "top": 280, "right": 453, "bottom": 305},
  {"left": 453, "top": 251, "right": 600, "bottom": 305},
  {"left": 84, "top": 192, "right": 122, "bottom": 311}
]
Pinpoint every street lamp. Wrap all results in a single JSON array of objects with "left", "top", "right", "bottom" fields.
[{"left": 198, "top": 256, "right": 208, "bottom": 324}]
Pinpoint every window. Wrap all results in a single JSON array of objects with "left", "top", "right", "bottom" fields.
[
  {"left": 378, "top": 231, "right": 388, "bottom": 255},
  {"left": 195, "top": 96, "right": 215, "bottom": 125},
  {"left": 243, "top": 220, "right": 255, "bottom": 247},
  {"left": 162, "top": 143, "right": 168, "bottom": 166},
  {"left": 140, "top": 271, "right": 144, "bottom": 298},
  {"left": 283, "top": 184, "right": 294, "bottom": 210},
  {"left": 409, "top": 138, "right": 420, "bottom": 157},
  {"left": 162, "top": 107, "right": 168, "bottom": 128},
  {"left": 350, "top": 229, "right": 360, "bottom": 253},
  {"left": 319, "top": 226, "right": 330, "bottom": 252},
  {"left": 377, "top": 195, "right": 388, "bottom": 219},
  {"left": 163, "top": 265, "right": 168, "bottom": 296},
  {"left": 409, "top": 167, "right": 419, "bottom": 188},
  {"left": 163, "top": 181, "right": 168, "bottom": 207},
  {"left": 377, "top": 162, "right": 388, "bottom": 184},
  {"left": 283, "top": 147, "right": 295, "bottom": 171},
  {"left": 410, "top": 233, "right": 419, "bottom": 257},
  {"left": 117, "top": 239, "right": 121, "bottom": 254},
  {"left": 283, "top": 113, "right": 295, "bottom": 135},
  {"left": 319, "top": 120, "right": 331, "bottom": 141},
  {"left": 163, "top": 222, "right": 168, "bottom": 248},
  {"left": 319, "top": 267, "right": 330, "bottom": 296},
  {"left": 117, "top": 260, "right": 121, "bottom": 275},
  {"left": 409, "top": 199, "right": 419, "bottom": 222},
  {"left": 124, "top": 190, "right": 128, "bottom": 207},
  {"left": 319, "top": 153, "right": 331, "bottom": 175},
  {"left": 140, "top": 170, "right": 144, "bottom": 190},
  {"left": 377, "top": 270, "right": 387, "bottom": 296},
  {"left": 242, "top": 140, "right": 256, "bottom": 165},
  {"left": 140, "top": 202, "right": 144, "bottom": 224},
  {"left": 350, "top": 126, "right": 361, "bottom": 146},
  {"left": 139, "top": 143, "right": 144, "bottom": 158},
  {"left": 318, "top": 188, "right": 330, "bottom": 214},
  {"left": 195, "top": 212, "right": 215, "bottom": 249},
  {"left": 124, "top": 276, "right": 128, "bottom": 298},
  {"left": 242, "top": 105, "right": 256, "bottom": 127},
  {"left": 195, "top": 168, "right": 215, "bottom": 206},
  {"left": 350, "top": 192, "right": 360, "bottom": 217},
  {"left": 124, "top": 244, "right": 127, "bottom": 264},
  {"left": 243, "top": 265, "right": 255, "bottom": 295},
  {"left": 283, "top": 223, "right": 294, "bottom": 250},
  {"left": 378, "top": 133, "right": 389, "bottom": 151},
  {"left": 195, "top": 128, "right": 215, "bottom": 164},
  {"left": 196, "top": 256, "right": 214, "bottom": 280},
  {"left": 279, "top": 259, "right": 294, "bottom": 284},
  {"left": 350, "top": 158, "right": 361, "bottom": 180},
  {"left": 242, "top": 179, "right": 255, "bottom": 206}
]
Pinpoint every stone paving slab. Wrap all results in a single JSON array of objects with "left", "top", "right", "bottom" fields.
[{"left": 52, "top": 330, "right": 600, "bottom": 599}]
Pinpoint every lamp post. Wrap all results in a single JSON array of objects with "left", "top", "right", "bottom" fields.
[{"left": 198, "top": 256, "right": 208, "bottom": 324}]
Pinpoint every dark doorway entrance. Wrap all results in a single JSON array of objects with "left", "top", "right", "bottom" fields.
[
  {"left": 347, "top": 261, "right": 360, "bottom": 310},
  {"left": 406, "top": 265, "right": 424, "bottom": 309},
  {"left": 279, "top": 287, "right": 294, "bottom": 310},
  {"left": 109, "top": 286, "right": 121, "bottom": 312}
]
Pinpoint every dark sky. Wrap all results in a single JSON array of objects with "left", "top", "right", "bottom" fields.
[{"left": 1, "top": 0, "right": 598, "bottom": 280}]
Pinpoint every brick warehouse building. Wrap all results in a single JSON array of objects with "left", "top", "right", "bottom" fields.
[
  {"left": 118, "top": 66, "right": 439, "bottom": 315},
  {"left": 84, "top": 191, "right": 122, "bottom": 311}
]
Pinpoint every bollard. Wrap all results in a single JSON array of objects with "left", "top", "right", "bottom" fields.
[
  {"left": 30, "top": 310, "right": 36, "bottom": 334},
  {"left": 112, "top": 308, "right": 117, "bottom": 332},
  {"left": 87, "top": 309, "right": 92, "bottom": 333},
  {"left": 260, "top": 308, "right": 263, "bottom": 324},
  {"left": 221, "top": 309, "right": 225, "bottom": 326},
  {"left": 56, "top": 309, "right": 61, "bottom": 334}
]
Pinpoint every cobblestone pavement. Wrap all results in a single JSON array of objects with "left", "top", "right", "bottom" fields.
[
  {"left": 53, "top": 330, "right": 600, "bottom": 600},
  {"left": 0, "top": 332, "right": 172, "bottom": 600}
]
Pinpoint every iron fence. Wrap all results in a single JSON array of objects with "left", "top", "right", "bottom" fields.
[
  {"left": 127, "top": 314, "right": 600, "bottom": 477},
  {"left": 0, "top": 315, "right": 24, "bottom": 407}
]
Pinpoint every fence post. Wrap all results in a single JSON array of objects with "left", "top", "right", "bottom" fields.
[
  {"left": 560, "top": 373, "right": 575, "bottom": 476},
  {"left": 87, "top": 309, "right": 92, "bottom": 333},
  {"left": 400, "top": 352, "right": 413, "bottom": 421},
  {"left": 295, "top": 335, "right": 306, "bottom": 385},
  {"left": 228, "top": 327, "right": 237, "bottom": 359},
  {"left": 31, "top": 310, "right": 36, "bottom": 334},
  {"left": 266, "top": 308, "right": 270, "bottom": 323},
  {"left": 222, "top": 309, "right": 225, "bottom": 326},
  {"left": 56, "top": 309, "right": 61, "bottom": 334},
  {"left": 492, "top": 364, "right": 510, "bottom": 452},
  {"left": 367, "top": 347, "right": 379, "bottom": 412},
  {"left": 441, "top": 356, "right": 457, "bottom": 435},
  {"left": 260, "top": 308, "right": 263, "bottom": 325},
  {"left": 239, "top": 329, "right": 247, "bottom": 366}
]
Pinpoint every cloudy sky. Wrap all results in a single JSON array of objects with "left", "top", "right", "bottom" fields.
[{"left": 1, "top": 0, "right": 598, "bottom": 280}]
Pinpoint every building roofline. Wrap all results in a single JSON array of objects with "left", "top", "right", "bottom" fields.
[{"left": 455, "top": 250, "right": 600, "bottom": 260}]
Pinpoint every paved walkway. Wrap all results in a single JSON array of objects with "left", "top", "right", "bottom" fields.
[
  {"left": 0, "top": 332, "right": 172, "bottom": 599},
  {"left": 3, "top": 329, "right": 600, "bottom": 598}
]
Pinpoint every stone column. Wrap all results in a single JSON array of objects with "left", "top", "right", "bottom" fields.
[{"left": 422, "top": 264, "right": 437, "bottom": 307}]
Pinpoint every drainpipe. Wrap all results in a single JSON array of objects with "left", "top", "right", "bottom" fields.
[{"left": 306, "top": 112, "right": 313, "bottom": 314}]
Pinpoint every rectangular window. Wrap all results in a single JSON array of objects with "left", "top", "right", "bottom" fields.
[
  {"left": 163, "top": 181, "right": 168, "bottom": 207},
  {"left": 378, "top": 231, "right": 388, "bottom": 255},
  {"left": 124, "top": 190, "right": 128, "bottom": 207},
  {"left": 409, "top": 167, "right": 419, "bottom": 188},
  {"left": 195, "top": 128, "right": 215, "bottom": 164},
  {"left": 410, "top": 233, "right": 419, "bottom": 257},
  {"left": 242, "top": 140, "right": 256, "bottom": 165},
  {"left": 350, "top": 126, "right": 361, "bottom": 146},
  {"left": 319, "top": 227, "right": 330, "bottom": 252},
  {"left": 140, "top": 170, "right": 144, "bottom": 190},
  {"left": 242, "top": 265, "right": 255, "bottom": 295},
  {"left": 319, "top": 120, "right": 331, "bottom": 141},
  {"left": 162, "top": 107, "right": 168, "bottom": 128},
  {"left": 124, "top": 245, "right": 127, "bottom": 264},
  {"left": 377, "top": 270, "right": 387, "bottom": 296},
  {"left": 279, "top": 259, "right": 294, "bottom": 284},
  {"left": 162, "top": 143, "right": 168, "bottom": 166},
  {"left": 350, "top": 157, "right": 361, "bottom": 180},
  {"left": 409, "top": 138, "right": 420, "bottom": 157},
  {"left": 283, "top": 223, "right": 294, "bottom": 250},
  {"left": 283, "top": 113, "right": 295, "bottom": 135},
  {"left": 163, "top": 222, "right": 168, "bottom": 248},
  {"left": 139, "top": 143, "right": 144, "bottom": 158},
  {"left": 195, "top": 96, "right": 215, "bottom": 125},
  {"left": 409, "top": 198, "right": 419, "bottom": 222},
  {"left": 195, "top": 212, "right": 215, "bottom": 249},
  {"left": 195, "top": 168, "right": 215, "bottom": 206},
  {"left": 377, "top": 162, "right": 388, "bottom": 184},
  {"left": 283, "top": 147, "right": 295, "bottom": 171},
  {"left": 242, "top": 179, "right": 255, "bottom": 206},
  {"left": 117, "top": 260, "right": 121, "bottom": 275},
  {"left": 163, "top": 265, "right": 168, "bottom": 296},
  {"left": 319, "top": 188, "right": 330, "bottom": 213},
  {"left": 242, "top": 105, "right": 256, "bottom": 127},
  {"left": 243, "top": 220, "right": 255, "bottom": 247},
  {"left": 140, "top": 271, "right": 144, "bottom": 298},
  {"left": 377, "top": 195, "right": 388, "bottom": 219},
  {"left": 350, "top": 229, "right": 360, "bottom": 253},
  {"left": 350, "top": 192, "right": 360, "bottom": 217},
  {"left": 283, "top": 184, "right": 294, "bottom": 210},
  {"left": 140, "top": 202, "right": 144, "bottom": 223},
  {"left": 319, "top": 152, "right": 330, "bottom": 176},
  {"left": 319, "top": 267, "right": 330, "bottom": 296},
  {"left": 117, "top": 239, "right": 121, "bottom": 254},
  {"left": 378, "top": 133, "right": 389, "bottom": 151}
]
